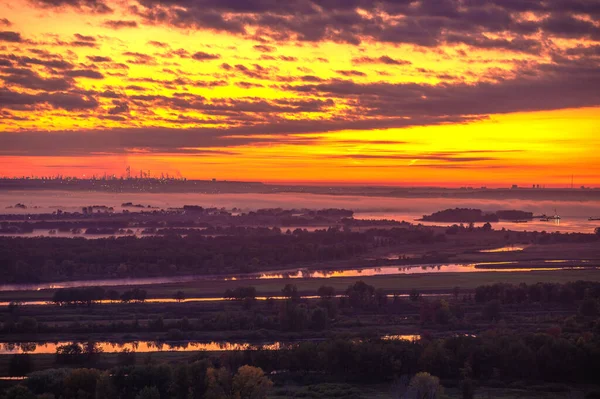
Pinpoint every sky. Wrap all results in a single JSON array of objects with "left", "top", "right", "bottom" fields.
[{"left": 0, "top": 0, "right": 599, "bottom": 186}]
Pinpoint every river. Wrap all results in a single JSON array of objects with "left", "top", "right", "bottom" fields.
[
  {"left": 1, "top": 261, "right": 596, "bottom": 293},
  {"left": 1, "top": 190, "right": 599, "bottom": 234},
  {"left": 0, "top": 335, "right": 420, "bottom": 355}
]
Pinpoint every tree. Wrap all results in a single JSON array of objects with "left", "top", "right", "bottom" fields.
[
  {"left": 205, "top": 367, "right": 233, "bottom": 399},
  {"left": 224, "top": 286, "right": 257, "bottom": 301},
  {"left": 460, "top": 362, "right": 475, "bottom": 399},
  {"left": 410, "top": 289, "right": 421, "bottom": 302},
  {"left": 26, "top": 368, "right": 70, "bottom": 397},
  {"left": 4, "top": 385, "right": 36, "bottom": 399},
  {"left": 56, "top": 343, "right": 85, "bottom": 364},
  {"left": 8, "top": 301, "right": 21, "bottom": 314},
  {"left": 279, "top": 301, "right": 309, "bottom": 331},
  {"left": 188, "top": 360, "right": 211, "bottom": 399},
  {"left": 453, "top": 286, "right": 461, "bottom": 300},
  {"left": 173, "top": 291, "right": 186, "bottom": 303},
  {"left": 232, "top": 366, "right": 273, "bottom": 399},
  {"left": 346, "top": 281, "right": 375, "bottom": 308},
  {"left": 132, "top": 288, "right": 148, "bottom": 303},
  {"left": 95, "top": 372, "right": 117, "bottom": 399},
  {"left": 433, "top": 300, "right": 452, "bottom": 325},
  {"left": 310, "top": 307, "right": 328, "bottom": 331},
  {"left": 317, "top": 285, "right": 336, "bottom": 299},
  {"left": 135, "top": 386, "right": 161, "bottom": 399},
  {"left": 281, "top": 284, "right": 299, "bottom": 301},
  {"left": 107, "top": 289, "right": 120, "bottom": 302},
  {"left": 460, "top": 378, "right": 475, "bottom": 399},
  {"left": 63, "top": 368, "right": 100, "bottom": 399},
  {"left": 406, "top": 372, "right": 442, "bottom": 399},
  {"left": 17, "top": 317, "right": 38, "bottom": 333},
  {"left": 375, "top": 288, "right": 388, "bottom": 307},
  {"left": 171, "top": 364, "right": 190, "bottom": 399},
  {"left": 9, "top": 354, "right": 33, "bottom": 377},
  {"left": 579, "top": 298, "right": 599, "bottom": 317},
  {"left": 482, "top": 300, "right": 502, "bottom": 321},
  {"left": 84, "top": 340, "right": 103, "bottom": 364}
]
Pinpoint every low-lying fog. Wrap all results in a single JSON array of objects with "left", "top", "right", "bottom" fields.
[
  {"left": 2, "top": 190, "right": 600, "bottom": 215},
  {"left": 2, "top": 190, "right": 599, "bottom": 234}
]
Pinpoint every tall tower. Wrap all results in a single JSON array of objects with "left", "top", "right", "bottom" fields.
[{"left": 571, "top": 174, "right": 574, "bottom": 189}]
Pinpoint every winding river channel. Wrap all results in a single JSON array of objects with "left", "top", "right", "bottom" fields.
[{"left": 0, "top": 260, "right": 597, "bottom": 294}]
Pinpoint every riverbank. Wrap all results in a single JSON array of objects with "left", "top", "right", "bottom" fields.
[{"left": 2, "top": 268, "right": 600, "bottom": 302}]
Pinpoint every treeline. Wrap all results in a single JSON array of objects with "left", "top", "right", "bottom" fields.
[
  {"left": 51, "top": 287, "right": 148, "bottom": 306},
  {"left": 0, "top": 225, "right": 459, "bottom": 283},
  {"left": 233, "top": 333, "right": 600, "bottom": 385},
  {"left": 8, "top": 280, "right": 600, "bottom": 338},
  {"left": 4, "top": 330, "right": 600, "bottom": 397},
  {"left": 5, "top": 362, "right": 272, "bottom": 399},
  {"left": 0, "top": 229, "right": 373, "bottom": 283},
  {"left": 421, "top": 208, "right": 500, "bottom": 223},
  {"left": 474, "top": 281, "right": 600, "bottom": 305},
  {"left": 421, "top": 208, "right": 537, "bottom": 223},
  {"left": 0, "top": 207, "right": 354, "bottom": 228}
]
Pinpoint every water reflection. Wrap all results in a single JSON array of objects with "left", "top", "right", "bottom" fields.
[
  {"left": 246, "top": 263, "right": 593, "bottom": 280},
  {"left": 0, "top": 341, "right": 282, "bottom": 355},
  {"left": 0, "top": 335, "right": 418, "bottom": 355},
  {"left": 1, "top": 262, "right": 596, "bottom": 293},
  {"left": 381, "top": 335, "right": 420, "bottom": 341},
  {"left": 0, "top": 293, "right": 451, "bottom": 307},
  {"left": 478, "top": 245, "right": 528, "bottom": 253}
]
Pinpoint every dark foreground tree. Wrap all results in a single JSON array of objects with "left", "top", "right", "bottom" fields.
[
  {"left": 406, "top": 372, "right": 442, "bottom": 399},
  {"left": 9, "top": 354, "right": 33, "bottom": 377}
]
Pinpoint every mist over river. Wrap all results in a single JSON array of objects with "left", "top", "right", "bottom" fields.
[{"left": 1, "top": 190, "right": 599, "bottom": 234}]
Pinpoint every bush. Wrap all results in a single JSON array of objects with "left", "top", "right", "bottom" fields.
[
  {"left": 482, "top": 300, "right": 502, "bottom": 321},
  {"left": 4, "top": 385, "right": 36, "bottom": 399},
  {"left": 9, "top": 354, "right": 33, "bottom": 377},
  {"left": 167, "top": 328, "right": 185, "bottom": 340},
  {"left": 579, "top": 299, "right": 599, "bottom": 317},
  {"left": 135, "top": 386, "right": 160, "bottom": 399},
  {"left": 460, "top": 379, "right": 475, "bottom": 399},
  {"left": 17, "top": 317, "right": 38, "bottom": 333},
  {"left": 407, "top": 372, "right": 442, "bottom": 399},
  {"left": 117, "top": 349, "right": 136, "bottom": 366}
]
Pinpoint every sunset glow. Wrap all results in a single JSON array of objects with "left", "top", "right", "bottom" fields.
[{"left": 1, "top": 0, "right": 599, "bottom": 186}]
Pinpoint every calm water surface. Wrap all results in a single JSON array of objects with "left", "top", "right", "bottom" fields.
[
  {"left": 2, "top": 191, "right": 599, "bottom": 234},
  {"left": 1, "top": 262, "right": 595, "bottom": 293},
  {"left": 0, "top": 335, "right": 420, "bottom": 355}
]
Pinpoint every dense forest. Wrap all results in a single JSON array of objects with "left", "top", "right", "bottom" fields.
[
  {"left": 0, "top": 226, "right": 453, "bottom": 283},
  {"left": 0, "top": 229, "right": 371, "bottom": 283},
  {"left": 1, "top": 280, "right": 600, "bottom": 397},
  {"left": 2, "top": 330, "right": 600, "bottom": 398},
  {"left": 1, "top": 223, "right": 599, "bottom": 284}
]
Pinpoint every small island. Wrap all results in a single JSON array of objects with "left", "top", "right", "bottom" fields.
[
  {"left": 420, "top": 208, "right": 534, "bottom": 223},
  {"left": 5, "top": 203, "right": 27, "bottom": 209},
  {"left": 122, "top": 202, "right": 148, "bottom": 208}
]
